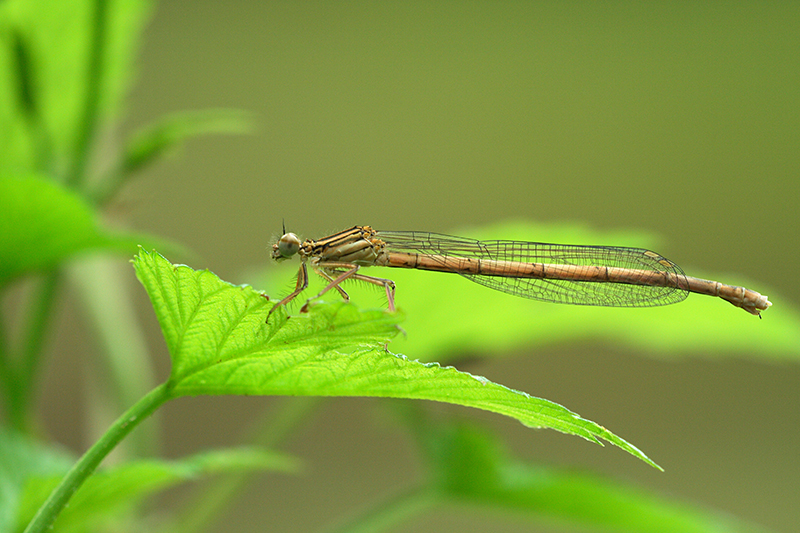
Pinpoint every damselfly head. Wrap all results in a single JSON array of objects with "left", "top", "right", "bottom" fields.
[{"left": 272, "top": 232, "right": 301, "bottom": 261}]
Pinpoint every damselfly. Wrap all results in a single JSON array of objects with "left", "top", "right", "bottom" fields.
[{"left": 267, "top": 225, "right": 771, "bottom": 319}]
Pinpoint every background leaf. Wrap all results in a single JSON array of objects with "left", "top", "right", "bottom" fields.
[
  {"left": 0, "top": 429, "right": 73, "bottom": 533},
  {"left": 121, "top": 108, "right": 254, "bottom": 175},
  {"left": 13, "top": 446, "right": 297, "bottom": 533},
  {"left": 89, "top": 108, "right": 254, "bottom": 203},
  {"left": 404, "top": 409, "right": 767, "bottom": 533},
  {"left": 0, "top": 174, "right": 179, "bottom": 285}
]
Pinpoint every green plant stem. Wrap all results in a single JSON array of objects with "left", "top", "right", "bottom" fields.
[
  {"left": 3, "top": 270, "right": 61, "bottom": 432},
  {"left": 322, "top": 485, "right": 440, "bottom": 533},
  {"left": 23, "top": 383, "right": 172, "bottom": 533},
  {"left": 65, "top": 0, "right": 107, "bottom": 189}
]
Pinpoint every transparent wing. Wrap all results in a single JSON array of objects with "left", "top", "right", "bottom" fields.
[{"left": 377, "top": 230, "right": 689, "bottom": 308}]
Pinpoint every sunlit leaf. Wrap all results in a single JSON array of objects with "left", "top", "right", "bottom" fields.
[{"left": 134, "top": 248, "right": 661, "bottom": 468}]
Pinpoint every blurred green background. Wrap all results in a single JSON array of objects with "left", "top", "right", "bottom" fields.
[{"left": 39, "top": 1, "right": 798, "bottom": 532}]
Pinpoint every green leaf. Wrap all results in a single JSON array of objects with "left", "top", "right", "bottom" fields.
[
  {"left": 133, "top": 249, "right": 661, "bottom": 468},
  {"left": 0, "top": 174, "right": 179, "bottom": 285},
  {"left": 13, "top": 445, "right": 297, "bottom": 533},
  {"left": 408, "top": 411, "right": 766, "bottom": 533}
]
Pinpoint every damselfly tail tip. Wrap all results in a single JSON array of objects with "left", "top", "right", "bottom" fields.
[
  {"left": 760, "top": 296, "right": 772, "bottom": 319},
  {"left": 750, "top": 292, "right": 771, "bottom": 318}
]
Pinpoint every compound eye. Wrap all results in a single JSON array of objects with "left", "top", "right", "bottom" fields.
[{"left": 277, "top": 233, "right": 301, "bottom": 258}]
